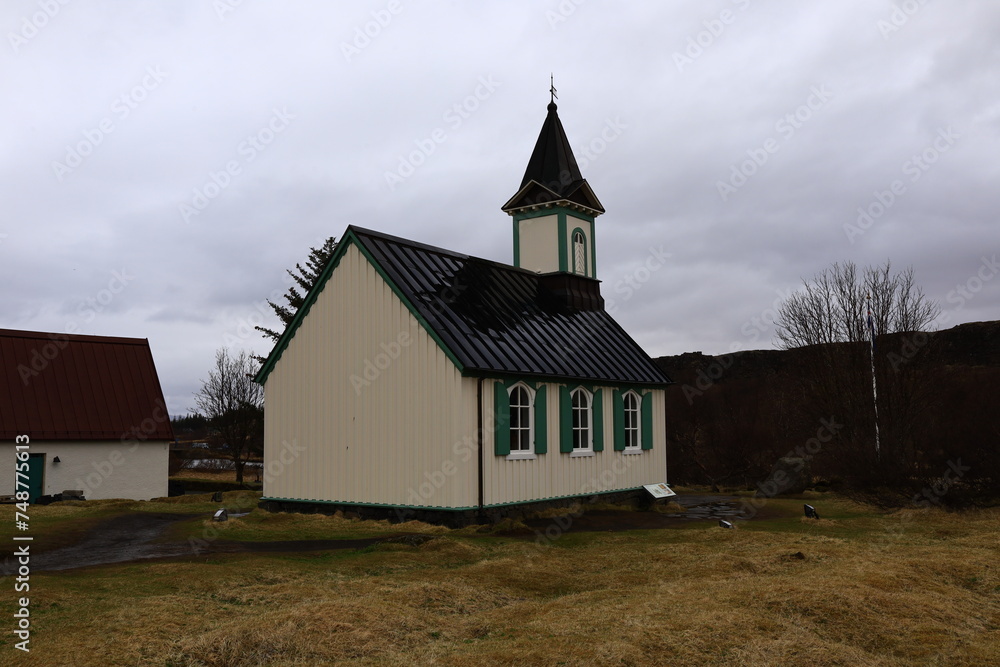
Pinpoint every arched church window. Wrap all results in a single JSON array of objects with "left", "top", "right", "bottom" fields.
[{"left": 573, "top": 230, "right": 586, "bottom": 276}]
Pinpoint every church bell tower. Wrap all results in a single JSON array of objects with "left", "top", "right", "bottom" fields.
[{"left": 502, "top": 91, "right": 605, "bottom": 310}]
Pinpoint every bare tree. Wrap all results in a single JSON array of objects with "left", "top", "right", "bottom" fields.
[
  {"left": 775, "top": 261, "right": 939, "bottom": 348},
  {"left": 195, "top": 348, "right": 264, "bottom": 484},
  {"left": 774, "top": 261, "right": 939, "bottom": 487}
]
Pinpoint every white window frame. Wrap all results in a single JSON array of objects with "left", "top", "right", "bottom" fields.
[
  {"left": 506, "top": 383, "right": 536, "bottom": 460},
  {"left": 572, "top": 230, "right": 587, "bottom": 276},
  {"left": 570, "top": 387, "right": 593, "bottom": 457},
  {"left": 623, "top": 390, "right": 642, "bottom": 452}
]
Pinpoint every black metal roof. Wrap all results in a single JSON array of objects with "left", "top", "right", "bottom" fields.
[
  {"left": 502, "top": 102, "right": 605, "bottom": 215},
  {"left": 352, "top": 227, "right": 671, "bottom": 386}
]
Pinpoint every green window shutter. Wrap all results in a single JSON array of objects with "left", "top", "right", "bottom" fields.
[
  {"left": 592, "top": 389, "right": 604, "bottom": 452},
  {"left": 534, "top": 385, "right": 547, "bottom": 454},
  {"left": 613, "top": 389, "right": 626, "bottom": 451},
  {"left": 493, "top": 381, "right": 510, "bottom": 456},
  {"left": 641, "top": 392, "right": 654, "bottom": 450},
  {"left": 559, "top": 386, "right": 573, "bottom": 453}
]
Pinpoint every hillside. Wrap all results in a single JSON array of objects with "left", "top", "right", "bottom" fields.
[{"left": 655, "top": 321, "right": 1000, "bottom": 502}]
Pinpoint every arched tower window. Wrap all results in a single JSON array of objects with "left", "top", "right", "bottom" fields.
[{"left": 573, "top": 230, "right": 587, "bottom": 276}]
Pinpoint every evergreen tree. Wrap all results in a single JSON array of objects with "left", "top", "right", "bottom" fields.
[{"left": 255, "top": 237, "right": 337, "bottom": 346}]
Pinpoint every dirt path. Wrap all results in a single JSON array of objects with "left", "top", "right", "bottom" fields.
[
  {"left": 31, "top": 494, "right": 781, "bottom": 571},
  {"left": 31, "top": 513, "right": 392, "bottom": 572}
]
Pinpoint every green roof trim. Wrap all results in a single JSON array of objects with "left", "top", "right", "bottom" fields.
[
  {"left": 462, "top": 369, "right": 669, "bottom": 389},
  {"left": 351, "top": 237, "right": 467, "bottom": 373},
  {"left": 262, "top": 485, "right": 645, "bottom": 512},
  {"left": 254, "top": 232, "right": 360, "bottom": 385},
  {"left": 262, "top": 496, "right": 478, "bottom": 512},
  {"left": 254, "top": 228, "right": 465, "bottom": 385}
]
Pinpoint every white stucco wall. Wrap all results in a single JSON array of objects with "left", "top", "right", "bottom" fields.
[{"left": 0, "top": 440, "right": 169, "bottom": 501}]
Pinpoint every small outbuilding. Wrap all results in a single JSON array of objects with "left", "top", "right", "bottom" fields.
[
  {"left": 255, "top": 100, "right": 672, "bottom": 523},
  {"left": 0, "top": 329, "right": 173, "bottom": 502}
]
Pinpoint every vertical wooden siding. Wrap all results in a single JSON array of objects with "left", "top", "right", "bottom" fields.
[
  {"left": 263, "top": 244, "right": 479, "bottom": 509},
  {"left": 482, "top": 382, "right": 667, "bottom": 507}
]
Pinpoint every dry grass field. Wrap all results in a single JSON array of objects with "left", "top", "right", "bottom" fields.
[{"left": 1, "top": 494, "right": 997, "bottom": 666}]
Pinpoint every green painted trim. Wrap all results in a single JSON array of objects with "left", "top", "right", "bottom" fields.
[
  {"left": 352, "top": 240, "right": 466, "bottom": 373},
  {"left": 262, "top": 486, "right": 647, "bottom": 512},
  {"left": 513, "top": 207, "right": 594, "bottom": 224},
  {"left": 481, "top": 486, "right": 645, "bottom": 509},
  {"left": 563, "top": 209, "right": 596, "bottom": 225},
  {"left": 262, "top": 496, "right": 477, "bottom": 512},
  {"left": 512, "top": 217, "right": 520, "bottom": 268},
  {"left": 559, "top": 385, "right": 573, "bottom": 453},
  {"left": 504, "top": 378, "right": 539, "bottom": 391},
  {"left": 255, "top": 228, "right": 467, "bottom": 385},
  {"left": 494, "top": 381, "right": 511, "bottom": 456},
  {"left": 641, "top": 391, "right": 654, "bottom": 450},
  {"left": 534, "top": 385, "right": 547, "bottom": 454},
  {"left": 592, "top": 388, "right": 604, "bottom": 452},
  {"left": 27, "top": 453, "right": 44, "bottom": 503},
  {"left": 513, "top": 209, "right": 561, "bottom": 221},
  {"left": 464, "top": 369, "right": 669, "bottom": 390},
  {"left": 589, "top": 217, "right": 597, "bottom": 279},
  {"left": 570, "top": 226, "right": 588, "bottom": 277},
  {"left": 613, "top": 389, "right": 626, "bottom": 451},
  {"left": 255, "top": 233, "right": 359, "bottom": 384},
  {"left": 557, "top": 212, "right": 568, "bottom": 272}
]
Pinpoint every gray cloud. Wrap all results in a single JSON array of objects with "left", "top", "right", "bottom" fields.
[{"left": 2, "top": 0, "right": 997, "bottom": 416}]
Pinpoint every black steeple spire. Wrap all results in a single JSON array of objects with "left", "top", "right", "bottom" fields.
[{"left": 502, "top": 97, "right": 604, "bottom": 216}]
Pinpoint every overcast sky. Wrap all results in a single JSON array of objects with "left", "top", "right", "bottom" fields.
[{"left": 3, "top": 1, "right": 998, "bottom": 417}]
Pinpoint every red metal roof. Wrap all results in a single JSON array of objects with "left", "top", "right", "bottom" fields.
[{"left": 0, "top": 329, "right": 174, "bottom": 442}]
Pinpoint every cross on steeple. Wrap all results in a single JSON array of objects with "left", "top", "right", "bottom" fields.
[{"left": 550, "top": 73, "right": 558, "bottom": 105}]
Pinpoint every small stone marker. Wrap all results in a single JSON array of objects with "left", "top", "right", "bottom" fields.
[
  {"left": 212, "top": 491, "right": 224, "bottom": 502},
  {"left": 213, "top": 509, "right": 228, "bottom": 522}
]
